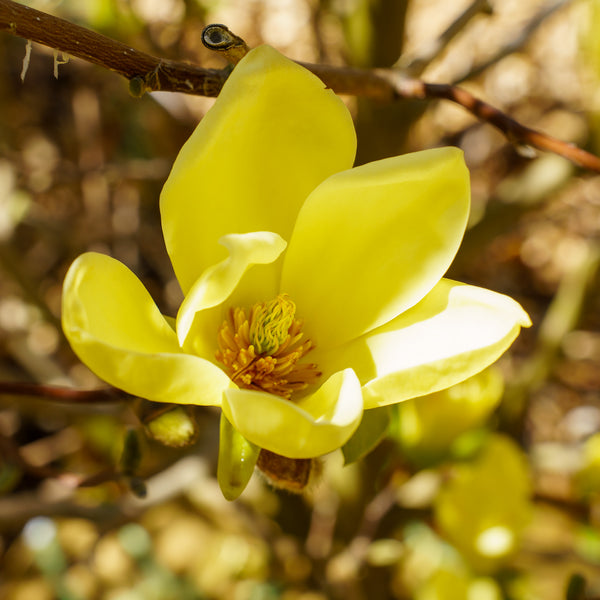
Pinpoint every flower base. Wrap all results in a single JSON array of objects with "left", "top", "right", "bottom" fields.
[{"left": 257, "top": 449, "right": 320, "bottom": 493}]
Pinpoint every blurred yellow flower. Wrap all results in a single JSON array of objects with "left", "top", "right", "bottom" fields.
[
  {"left": 62, "top": 46, "right": 530, "bottom": 492},
  {"left": 434, "top": 434, "right": 532, "bottom": 573},
  {"left": 416, "top": 569, "right": 502, "bottom": 600},
  {"left": 391, "top": 368, "right": 504, "bottom": 466}
]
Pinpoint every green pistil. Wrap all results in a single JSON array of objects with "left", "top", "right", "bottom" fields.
[{"left": 250, "top": 294, "right": 295, "bottom": 355}]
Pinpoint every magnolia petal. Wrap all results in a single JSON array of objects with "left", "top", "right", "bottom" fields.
[
  {"left": 282, "top": 147, "right": 470, "bottom": 348},
  {"left": 176, "top": 232, "right": 286, "bottom": 353},
  {"left": 62, "top": 252, "right": 231, "bottom": 406},
  {"left": 221, "top": 369, "right": 363, "bottom": 458},
  {"left": 160, "top": 45, "right": 357, "bottom": 293},
  {"left": 311, "top": 279, "right": 531, "bottom": 409}
]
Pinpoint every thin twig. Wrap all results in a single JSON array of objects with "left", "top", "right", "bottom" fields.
[
  {"left": 1, "top": 0, "right": 600, "bottom": 171},
  {"left": 0, "top": 381, "right": 127, "bottom": 403}
]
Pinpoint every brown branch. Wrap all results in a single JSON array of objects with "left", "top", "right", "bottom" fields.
[
  {"left": 0, "top": 381, "right": 127, "bottom": 403},
  {"left": 1, "top": 0, "right": 600, "bottom": 172},
  {"left": 388, "top": 78, "right": 600, "bottom": 172},
  {"left": 0, "top": 428, "right": 121, "bottom": 487},
  {"left": 0, "top": 0, "right": 227, "bottom": 96}
]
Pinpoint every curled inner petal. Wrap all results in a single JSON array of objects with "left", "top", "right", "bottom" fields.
[{"left": 215, "top": 294, "right": 320, "bottom": 399}]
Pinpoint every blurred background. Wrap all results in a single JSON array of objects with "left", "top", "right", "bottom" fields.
[{"left": 2, "top": 0, "right": 600, "bottom": 598}]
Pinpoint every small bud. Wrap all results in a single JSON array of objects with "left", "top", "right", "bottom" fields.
[
  {"left": 146, "top": 406, "right": 198, "bottom": 448},
  {"left": 201, "top": 24, "right": 250, "bottom": 65},
  {"left": 128, "top": 76, "right": 147, "bottom": 98}
]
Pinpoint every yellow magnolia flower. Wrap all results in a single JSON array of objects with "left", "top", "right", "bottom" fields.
[{"left": 62, "top": 46, "right": 530, "bottom": 493}]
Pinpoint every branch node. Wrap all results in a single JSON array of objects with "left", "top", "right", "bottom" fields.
[
  {"left": 202, "top": 23, "right": 249, "bottom": 65},
  {"left": 128, "top": 62, "right": 164, "bottom": 97}
]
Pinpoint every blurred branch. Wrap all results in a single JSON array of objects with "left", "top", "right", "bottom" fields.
[
  {"left": 455, "top": 0, "right": 572, "bottom": 84},
  {"left": 326, "top": 480, "right": 399, "bottom": 589},
  {"left": 504, "top": 241, "right": 600, "bottom": 425},
  {"left": 0, "top": 381, "right": 127, "bottom": 403},
  {"left": 0, "top": 428, "right": 120, "bottom": 485},
  {"left": 396, "top": 0, "right": 493, "bottom": 76},
  {"left": 0, "top": 242, "right": 59, "bottom": 328},
  {"left": 0, "top": 455, "right": 211, "bottom": 534},
  {"left": 0, "top": 492, "right": 125, "bottom": 535},
  {"left": 1, "top": 0, "right": 600, "bottom": 171}
]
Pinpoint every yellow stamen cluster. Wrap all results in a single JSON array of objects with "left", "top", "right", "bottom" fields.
[{"left": 215, "top": 294, "right": 320, "bottom": 400}]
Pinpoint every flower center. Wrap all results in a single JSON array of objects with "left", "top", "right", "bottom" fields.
[{"left": 215, "top": 294, "right": 321, "bottom": 400}]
